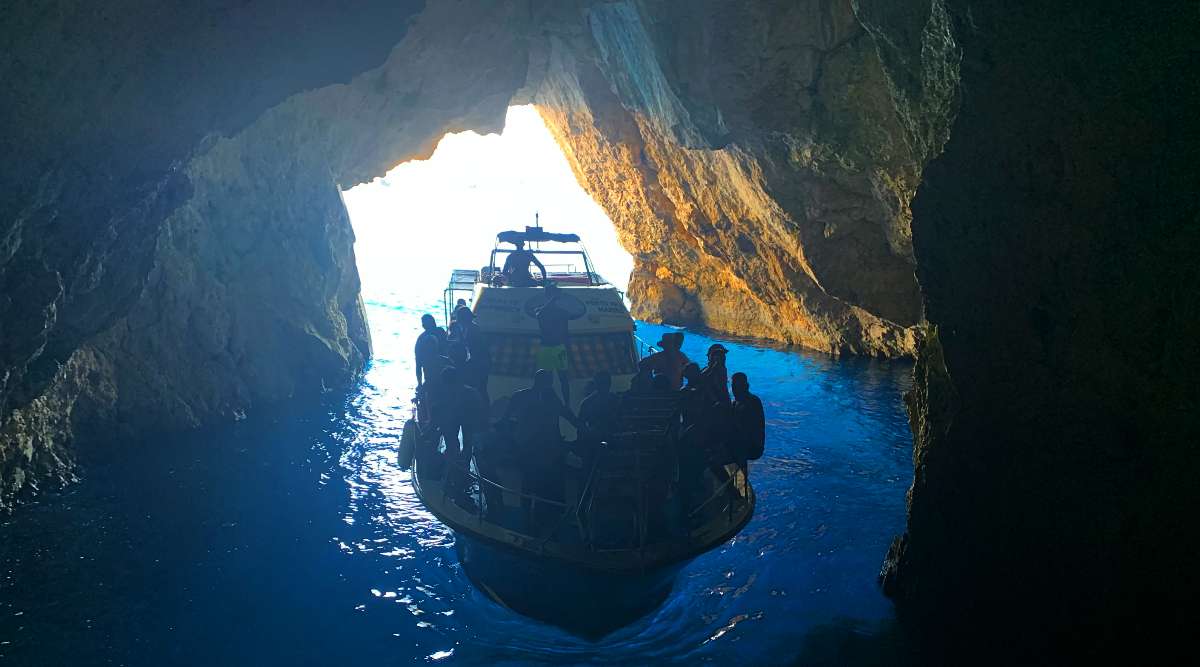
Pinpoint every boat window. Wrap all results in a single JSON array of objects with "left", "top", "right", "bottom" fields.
[
  {"left": 487, "top": 332, "right": 638, "bottom": 378},
  {"left": 570, "top": 332, "right": 638, "bottom": 377},
  {"left": 489, "top": 247, "right": 606, "bottom": 286}
]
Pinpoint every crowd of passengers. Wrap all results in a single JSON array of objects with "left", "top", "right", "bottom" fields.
[{"left": 412, "top": 307, "right": 765, "bottom": 521}]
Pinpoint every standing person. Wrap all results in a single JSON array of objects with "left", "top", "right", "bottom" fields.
[
  {"left": 676, "top": 362, "right": 710, "bottom": 491},
  {"left": 534, "top": 284, "right": 572, "bottom": 405},
  {"left": 433, "top": 366, "right": 488, "bottom": 502},
  {"left": 624, "top": 367, "right": 653, "bottom": 396},
  {"left": 700, "top": 343, "right": 731, "bottom": 405},
  {"left": 454, "top": 308, "right": 491, "bottom": 402},
  {"left": 447, "top": 341, "right": 469, "bottom": 371},
  {"left": 578, "top": 371, "right": 620, "bottom": 442},
  {"left": 505, "top": 370, "right": 580, "bottom": 444},
  {"left": 504, "top": 370, "right": 580, "bottom": 500},
  {"left": 676, "top": 362, "right": 711, "bottom": 517},
  {"left": 678, "top": 363, "right": 709, "bottom": 431},
  {"left": 639, "top": 332, "right": 690, "bottom": 389},
  {"left": 447, "top": 299, "right": 469, "bottom": 340},
  {"left": 501, "top": 239, "right": 546, "bottom": 286},
  {"left": 574, "top": 371, "right": 619, "bottom": 487},
  {"left": 731, "top": 373, "right": 765, "bottom": 465},
  {"left": 415, "top": 314, "right": 449, "bottom": 386}
]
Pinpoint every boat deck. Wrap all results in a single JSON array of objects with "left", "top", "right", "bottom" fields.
[{"left": 412, "top": 407, "right": 756, "bottom": 575}]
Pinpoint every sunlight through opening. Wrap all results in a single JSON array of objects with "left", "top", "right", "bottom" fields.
[{"left": 343, "top": 105, "right": 633, "bottom": 315}]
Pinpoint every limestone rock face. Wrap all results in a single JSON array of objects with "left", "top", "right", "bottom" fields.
[
  {"left": 881, "top": 1, "right": 1200, "bottom": 657},
  {"left": 534, "top": 0, "right": 958, "bottom": 354},
  {"left": 0, "top": 0, "right": 428, "bottom": 507},
  {"left": 0, "top": 0, "right": 953, "bottom": 508},
  {"left": 83, "top": 0, "right": 537, "bottom": 436}
]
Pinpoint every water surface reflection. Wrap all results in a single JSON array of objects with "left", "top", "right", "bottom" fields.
[{"left": 0, "top": 292, "right": 913, "bottom": 665}]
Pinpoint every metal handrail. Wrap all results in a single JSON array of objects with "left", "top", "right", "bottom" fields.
[
  {"left": 441, "top": 458, "right": 570, "bottom": 509},
  {"left": 537, "top": 445, "right": 605, "bottom": 549},
  {"left": 686, "top": 464, "right": 748, "bottom": 519},
  {"left": 415, "top": 397, "right": 750, "bottom": 553},
  {"left": 633, "top": 334, "right": 660, "bottom": 358},
  {"left": 418, "top": 458, "right": 567, "bottom": 549},
  {"left": 428, "top": 447, "right": 749, "bottom": 544}
]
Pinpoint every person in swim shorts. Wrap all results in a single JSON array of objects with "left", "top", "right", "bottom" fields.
[{"left": 535, "top": 283, "right": 571, "bottom": 404}]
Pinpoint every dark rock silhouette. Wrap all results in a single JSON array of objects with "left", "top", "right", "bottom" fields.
[
  {"left": 1, "top": 0, "right": 1198, "bottom": 661},
  {"left": 881, "top": 1, "right": 1200, "bottom": 660}
]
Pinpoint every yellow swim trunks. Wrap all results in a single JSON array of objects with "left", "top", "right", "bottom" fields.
[{"left": 535, "top": 344, "right": 569, "bottom": 371}]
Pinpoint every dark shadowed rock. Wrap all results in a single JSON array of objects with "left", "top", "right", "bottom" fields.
[
  {"left": 881, "top": 0, "right": 1200, "bottom": 659},
  {"left": 0, "top": 0, "right": 426, "bottom": 507},
  {"left": 2, "top": 1, "right": 1198, "bottom": 661}
]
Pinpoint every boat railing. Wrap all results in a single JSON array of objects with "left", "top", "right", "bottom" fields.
[
  {"left": 442, "top": 460, "right": 572, "bottom": 511},
  {"left": 442, "top": 269, "right": 479, "bottom": 325},
  {"left": 421, "top": 434, "right": 752, "bottom": 564},
  {"left": 686, "top": 465, "right": 748, "bottom": 521},
  {"left": 633, "top": 334, "right": 659, "bottom": 359},
  {"left": 430, "top": 455, "right": 592, "bottom": 552}
]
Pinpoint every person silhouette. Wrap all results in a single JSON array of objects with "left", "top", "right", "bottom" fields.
[{"left": 501, "top": 239, "right": 546, "bottom": 286}]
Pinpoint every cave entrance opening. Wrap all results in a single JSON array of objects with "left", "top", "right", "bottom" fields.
[{"left": 343, "top": 105, "right": 633, "bottom": 327}]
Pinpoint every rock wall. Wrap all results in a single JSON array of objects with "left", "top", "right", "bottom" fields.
[
  {"left": 84, "top": 0, "right": 537, "bottom": 436},
  {"left": 534, "top": 0, "right": 958, "bottom": 354},
  {"left": 0, "top": 0, "right": 429, "bottom": 509},
  {"left": 1, "top": 0, "right": 949, "bottom": 508},
  {"left": 5, "top": 1, "right": 1197, "bottom": 657},
  {"left": 881, "top": 1, "right": 1200, "bottom": 658}
]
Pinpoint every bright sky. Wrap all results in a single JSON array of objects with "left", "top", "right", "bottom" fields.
[{"left": 342, "top": 105, "right": 633, "bottom": 304}]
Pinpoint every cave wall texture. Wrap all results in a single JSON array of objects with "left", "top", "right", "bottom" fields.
[
  {"left": 1, "top": 0, "right": 952, "bottom": 508},
  {"left": 881, "top": 0, "right": 1200, "bottom": 656},
  {"left": 1, "top": 0, "right": 426, "bottom": 509},
  {"left": 2, "top": 0, "right": 1198, "bottom": 657},
  {"left": 533, "top": 0, "right": 956, "bottom": 354}
]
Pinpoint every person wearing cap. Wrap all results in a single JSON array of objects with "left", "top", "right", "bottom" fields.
[
  {"left": 701, "top": 343, "right": 731, "bottom": 405},
  {"left": 639, "top": 331, "right": 690, "bottom": 389}
]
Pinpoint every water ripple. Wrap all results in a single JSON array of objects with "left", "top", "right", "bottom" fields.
[{"left": 0, "top": 297, "right": 914, "bottom": 665}]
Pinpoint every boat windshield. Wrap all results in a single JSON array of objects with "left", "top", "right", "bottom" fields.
[{"left": 485, "top": 227, "right": 606, "bottom": 286}]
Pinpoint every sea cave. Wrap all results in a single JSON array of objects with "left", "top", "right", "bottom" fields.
[{"left": 1, "top": 1, "right": 1197, "bottom": 664}]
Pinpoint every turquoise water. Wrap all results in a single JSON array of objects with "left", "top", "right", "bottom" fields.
[{"left": 0, "top": 289, "right": 914, "bottom": 665}]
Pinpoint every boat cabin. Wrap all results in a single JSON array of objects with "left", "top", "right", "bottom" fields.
[{"left": 444, "top": 226, "right": 640, "bottom": 421}]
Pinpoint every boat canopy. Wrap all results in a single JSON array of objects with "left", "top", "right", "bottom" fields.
[{"left": 497, "top": 227, "right": 580, "bottom": 245}]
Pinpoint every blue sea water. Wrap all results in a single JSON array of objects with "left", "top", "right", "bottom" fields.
[{"left": 0, "top": 289, "right": 914, "bottom": 665}]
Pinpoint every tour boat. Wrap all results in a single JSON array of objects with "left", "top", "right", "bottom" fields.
[{"left": 404, "top": 226, "right": 756, "bottom": 636}]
